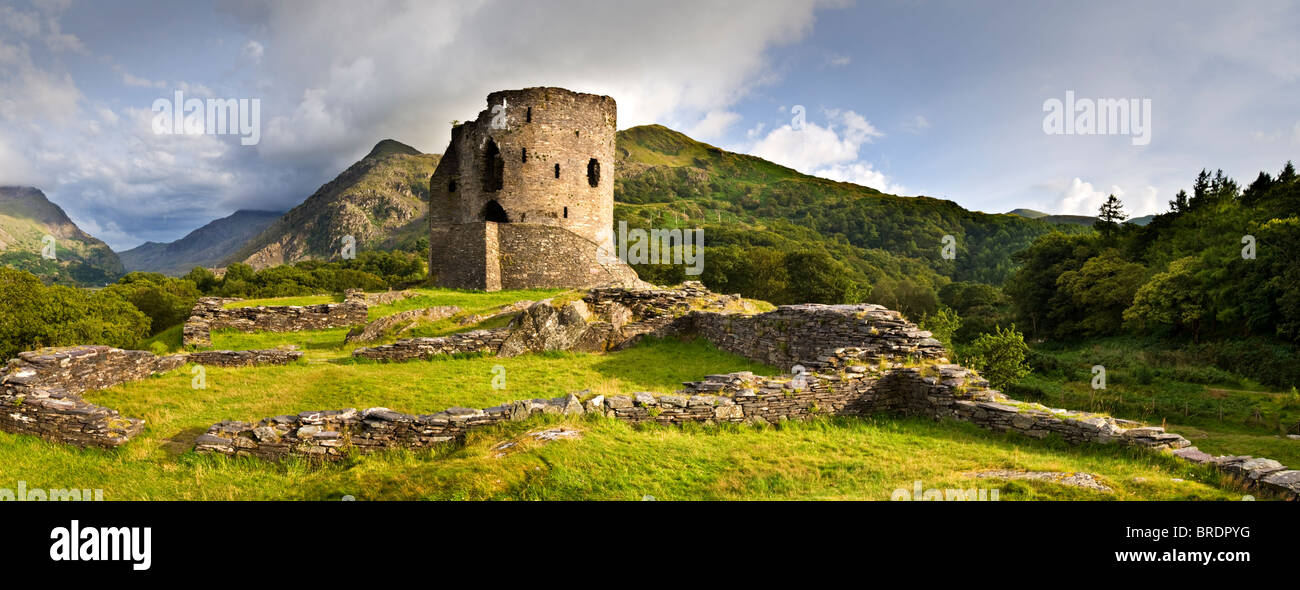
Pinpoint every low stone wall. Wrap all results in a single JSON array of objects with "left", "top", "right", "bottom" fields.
[
  {"left": 0, "top": 345, "right": 315, "bottom": 448},
  {"left": 352, "top": 330, "right": 508, "bottom": 362},
  {"left": 363, "top": 290, "right": 418, "bottom": 306},
  {"left": 0, "top": 346, "right": 185, "bottom": 448},
  {"left": 194, "top": 349, "right": 1300, "bottom": 499},
  {"left": 187, "top": 349, "right": 304, "bottom": 368},
  {"left": 183, "top": 289, "right": 369, "bottom": 346},
  {"left": 669, "top": 303, "right": 946, "bottom": 371}
]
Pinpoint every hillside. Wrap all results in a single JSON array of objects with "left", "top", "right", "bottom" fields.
[
  {"left": 214, "top": 126, "right": 1091, "bottom": 314},
  {"left": 612, "top": 125, "right": 1091, "bottom": 311},
  {"left": 226, "top": 140, "right": 439, "bottom": 268},
  {"left": 0, "top": 186, "right": 124, "bottom": 285},
  {"left": 119, "top": 209, "right": 282, "bottom": 276}
]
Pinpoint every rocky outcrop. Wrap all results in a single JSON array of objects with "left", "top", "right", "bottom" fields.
[
  {"left": 0, "top": 346, "right": 185, "bottom": 448},
  {"left": 183, "top": 289, "right": 368, "bottom": 346},
  {"left": 344, "top": 306, "right": 461, "bottom": 343}
]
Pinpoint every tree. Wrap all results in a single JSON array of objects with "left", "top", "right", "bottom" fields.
[
  {"left": 1169, "top": 189, "right": 1190, "bottom": 213},
  {"left": 964, "top": 324, "right": 1031, "bottom": 390},
  {"left": 1123, "top": 256, "right": 1207, "bottom": 342},
  {"left": 919, "top": 306, "right": 961, "bottom": 352},
  {"left": 1095, "top": 194, "right": 1127, "bottom": 238},
  {"left": 1055, "top": 250, "right": 1146, "bottom": 336}
]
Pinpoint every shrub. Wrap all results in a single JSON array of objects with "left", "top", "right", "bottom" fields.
[{"left": 965, "top": 324, "right": 1032, "bottom": 390}]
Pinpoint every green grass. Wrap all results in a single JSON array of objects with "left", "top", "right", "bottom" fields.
[
  {"left": 224, "top": 294, "right": 342, "bottom": 308},
  {"left": 0, "top": 290, "right": 1274, "bottom": 501},
  {"left": 1011, "top": 337, "right": 1300, "bottom": 466}
]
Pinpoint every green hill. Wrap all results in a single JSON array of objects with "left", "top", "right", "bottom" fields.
[
  {"left": 226, "top": 141, "right": 440, "bottom": 268},
  {"left": 0, "top": 186, "right": 124, "bottom": 285},
  {"left": 613, "top": 125, "right": 1091, "bottom": 312}
]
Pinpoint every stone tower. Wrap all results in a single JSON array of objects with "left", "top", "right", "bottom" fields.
[{"left": 427, "top": 87, "right": 641, "bottom": 290}]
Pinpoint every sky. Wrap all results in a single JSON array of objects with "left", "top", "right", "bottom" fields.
[{"left": 0, "top": 0, "right": 1297, "bottom": 250}]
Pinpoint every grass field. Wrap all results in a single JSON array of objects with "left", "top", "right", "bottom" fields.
[
  {"left": 0, "top": 290, "right": 1269, "bottom": 501},
  {"left": 1010, "top": 338, "right": 1300, "bottom": 467}
]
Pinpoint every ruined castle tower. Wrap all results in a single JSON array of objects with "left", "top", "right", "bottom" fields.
[{"left": 427, "top": 87, "right": 641, "bottom": 291}]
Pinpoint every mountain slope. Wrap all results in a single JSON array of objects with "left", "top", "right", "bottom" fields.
[
  {"left": 613, "top": 125, "right": 1091, "bottom": 288},
  {"left": 0, "top": 186, "right": 124, "bottom": 285},
  {"left": 119, "top": 209, "right": 283, "bottom": 276},
  {"left": 226, "top": 140, "right": 439, "bottom": 268}
]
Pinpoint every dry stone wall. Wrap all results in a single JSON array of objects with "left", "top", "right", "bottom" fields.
[
  {"left": 183, "top": 289, "right": 368, "bottom": 346},
  {"left": 191, "top": 354, "right": 1300, "bottom": 499},
  {"left": 0, "top": 345, "right": 306, "bottom": 448},
  {"left": 211, "top": 282, "right": 1300, "bottom": 499},
  {"left": 0, "top": 346, "right": 184, "bottom": 448}
]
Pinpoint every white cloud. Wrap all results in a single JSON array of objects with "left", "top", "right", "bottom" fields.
[
  {"left": 3, "top": 0, "right": 843, "bottom": 248},
  {"left": 686, "top": 110, "right": 741, "bottom": 143},
  {"left": 746, "top": 107, "right": 902, "bottom": 193}
]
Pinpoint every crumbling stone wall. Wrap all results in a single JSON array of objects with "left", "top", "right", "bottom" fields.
[
  {"left": 0, "top": 346, "right": 185, "bottom": 448},
  {"left": 0, "top": 345, "right": 307, "bottom": 448},
  {"left": 183, "top": 289, "right": 368, "bottom": 346},
  {"left": 187, "top": 349, "right": 304, "bottom": 368},
  {"left": 670, "top": 303, "right": 947, "bottom": 372},
  {"left": 193, "top": 356, "right": 1300, "bottom": 499}
]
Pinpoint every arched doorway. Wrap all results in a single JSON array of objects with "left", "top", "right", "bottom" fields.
[{"left": 481, "top": 199, "right": 509, "bottom": 223}]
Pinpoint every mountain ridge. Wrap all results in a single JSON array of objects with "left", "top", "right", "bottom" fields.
[{"left": 0, "top": 186, "right": 123, "bottom": 285}]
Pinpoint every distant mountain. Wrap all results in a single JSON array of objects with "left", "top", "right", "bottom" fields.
[
  {"left": 0, "top": 186, "right": 123, "bottom": 285},
  {"left": 225, "top": 139, "right": 439, "bottom": 268},
  {"left": 1008, "top": 209, "right": 1157, "bottom": 226},
  {"left": 1007, "top": 208, "right": 1049, "bottom": 219},
  {"left": 118, "top": 209, "right": 283, "bottom": 276}
]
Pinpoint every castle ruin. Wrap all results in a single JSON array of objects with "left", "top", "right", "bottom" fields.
[{"left": 427, "top": 87, "right": 641, "bottom": 290}]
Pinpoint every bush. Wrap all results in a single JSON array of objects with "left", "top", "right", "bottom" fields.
[
  {"left": 965, "top": 324, "right": 1032, "bottom": 390},
  {"left": 0, "top": 268, "right": 150, "bottom": 359}
]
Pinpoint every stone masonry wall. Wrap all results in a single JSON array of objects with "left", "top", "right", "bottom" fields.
[
  {"left": 183, "top": 289, "right": 368, "bottom": 346},
  {"left": 1, "top": 345, "right": 305, "bottom": 448},
  {"left": 670, "top": 303, "right": 947, "bottom": 371},
  {"left": 191, "top": 352, "right": 1300, "bottom": 499},
  {"left": 0, "top": 346, "right": 185, "bottom": 448}
]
